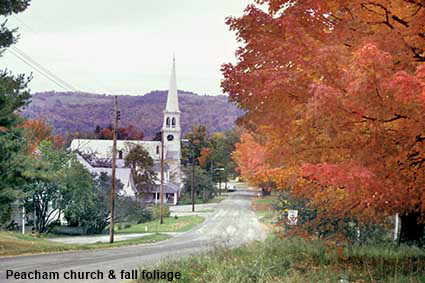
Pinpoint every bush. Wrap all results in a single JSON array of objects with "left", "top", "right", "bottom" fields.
[
  {"left": 151, "top": 204, "right": 170, "bottom": 220},
  {"left": 52, "top": 226, "right": 86, "bottom": 235},
  {"left": 273, "top": 191, "right": 393, "bottom": 243},
  {"left": 116, "top": 196, "right": 152, "bottom": 223}
]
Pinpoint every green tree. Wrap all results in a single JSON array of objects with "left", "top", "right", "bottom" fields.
[
  {"left": 0, "top": 0, "right": 32, "bottom": 225},
  {"left": 182, "top": 166, "right": 216, "bottom": 202},
  {"left": 182, "top": 125, "right": 209, "bottom": 164},
  {"left": 208, "top": 128, "right": 241, "bottom": 180},
  {"left": 124, "top": 143, "right": 156, "bottom": 193},
  {"left": 65, "top": 171, "right": 126, "bottom": 235},
  {"left": 23, "top": 141, "right": 72, "bottom": 233},
  {"left": 64, "top": 171, "right": 122, "bottom": 234}
]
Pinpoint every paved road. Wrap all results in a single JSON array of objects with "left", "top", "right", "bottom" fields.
[{"left": 1, "top": 190, "right": 266, "bottom": 283}]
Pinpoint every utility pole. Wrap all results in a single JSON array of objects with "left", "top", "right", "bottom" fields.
[
  {"left": 215, "top": 168, "right": 224, "bottom": 195},
  {"left": 191, "top": 153, "right": 195, "bottom": 212},
  {"left": 109, "top": 96, "right": 119, "bottom": 243},
  {"left": 21, "top": 206, "right": 25, "bottom": 235},
  {"left": 160, "top": 131, "right": 164, "bottom": 224}
]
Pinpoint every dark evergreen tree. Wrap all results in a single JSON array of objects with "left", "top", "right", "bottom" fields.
[{"left": 0, "top": 0, "right": 32, "bottom": 225}]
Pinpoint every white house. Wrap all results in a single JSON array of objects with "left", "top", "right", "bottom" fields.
[{"left": 70, "top": 58, "right": 183, "bottom": 205}]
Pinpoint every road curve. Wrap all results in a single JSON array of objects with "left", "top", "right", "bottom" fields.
[{"left": 1, "top": 190, "right": 266, "bottom": 283}]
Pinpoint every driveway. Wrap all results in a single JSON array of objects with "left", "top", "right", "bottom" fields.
[{"left": 0, "top": 190, "right": 266, "bottom": 283}]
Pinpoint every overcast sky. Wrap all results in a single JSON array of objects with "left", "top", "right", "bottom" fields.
[{"left": 2, "top": 0, "right": 248, "bottom": 96}]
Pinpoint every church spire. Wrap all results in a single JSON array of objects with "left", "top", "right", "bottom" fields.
[{"left": 165, "top": 55, "right": 180, "bottom": 113}]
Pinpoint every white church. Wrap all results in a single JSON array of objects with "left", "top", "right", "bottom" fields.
[{"left": 70, "top": 59, "right": 183, "bottom": 205}]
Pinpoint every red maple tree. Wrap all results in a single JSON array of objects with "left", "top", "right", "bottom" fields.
[{"left": 223, "top": 0, "right": 425, "bottom": 244}]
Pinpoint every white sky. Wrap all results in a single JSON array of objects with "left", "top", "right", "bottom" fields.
[{"left": 1, "top": 0, "right": 249, "bottom": 95}]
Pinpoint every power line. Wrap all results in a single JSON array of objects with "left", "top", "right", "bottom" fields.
[
  {"left": 7, "top": 48, "right": 73, "bottom": 91},
  {"left": 12, "top": 15, "right": 110, "bottom": 93},
  {"left": 12, "top": 46, "right": 80, "bottom": 92},
  {"left": 7, "top": 48, "right": 79, "bottom": 92}
]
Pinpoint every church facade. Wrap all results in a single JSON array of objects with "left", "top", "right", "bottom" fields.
[{"left": 70, "top": 59, "right": 182, "bottom": 205}]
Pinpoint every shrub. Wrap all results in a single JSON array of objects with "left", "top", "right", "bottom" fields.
[
  {"left": 151, "top": 204, "right": 170, "bottom": 220},
  {"left": 116, "top": 196, "right": 152, "bottom": 223}
]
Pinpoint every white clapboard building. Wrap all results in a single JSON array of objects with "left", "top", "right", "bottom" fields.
[{"left": 70, "top": 59, "right": 182, "bottom": 205}]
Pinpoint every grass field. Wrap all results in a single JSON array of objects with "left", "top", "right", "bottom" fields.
[
  {"left": 0, "top": 232, "right": 169, "bottom": 257},
  {"left": 115, "top": 216, "right": 204, "bottom": 234},
  {"left": 135, "top": 236, "right": 425, "bottom": 283}
]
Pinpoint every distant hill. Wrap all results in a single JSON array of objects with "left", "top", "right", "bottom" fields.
[{"left": 22, "top": 90, "right": 243, "bottom": 139}]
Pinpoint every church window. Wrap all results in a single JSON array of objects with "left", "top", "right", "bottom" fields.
[
  {"left": 118, "top": 150, "right": 123, "bottom": 159},
  {"left": 166, "top": 117, "right": 170, "bottom": 128},
  {"left": 156, "top": 145, "right": 159, "bottom": 154},
  {"left": 172, "top": 117, "right": 176, "bottom": 128}
]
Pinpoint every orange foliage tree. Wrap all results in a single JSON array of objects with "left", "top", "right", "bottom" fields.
[
  {"left": 22, "top": 118, "right": 64, "bottom": 154},
  {"left": 232, "top": 132, "right": 271, "bottom": 187},
  {"left": 223, "top": 0, "right": 425, "bottom": 244}
]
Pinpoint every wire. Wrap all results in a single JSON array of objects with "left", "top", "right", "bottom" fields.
[
  {"left": 7, "top": 48, "right": 79, "bottom": 92},
  {"left": 12, "top": 46, "right": 80, "bottom": 92}
]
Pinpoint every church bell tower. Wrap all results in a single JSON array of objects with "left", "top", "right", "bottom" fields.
[{"left": 162, "top": 56, "right": 181, "bottom": 161}]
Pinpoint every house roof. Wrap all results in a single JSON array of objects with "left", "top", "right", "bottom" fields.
[
  {"left": 77, "top": 155, "right": 136, "bottom": 196},
  {"left": 70, "top": 139, "right": 162, "bottom": 161}
]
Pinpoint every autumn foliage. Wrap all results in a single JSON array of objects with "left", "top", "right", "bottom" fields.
[
  {"left": 232, "top": 132, "right": 270, "bottom": 186},
  {"left": 225, "top": 0, "right": 425, "bottom": 243},
  {"left": 22, "top": 118, "right": 64, "bottom": 154}
]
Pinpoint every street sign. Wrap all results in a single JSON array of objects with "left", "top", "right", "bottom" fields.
[{"left": 288, "top": 209, "right": 298, "bottom": 225}]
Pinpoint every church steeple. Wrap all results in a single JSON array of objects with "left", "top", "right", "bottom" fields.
[
  {"left": 162, "top": 56, "right": 181, "bottom": 148},
  {"left": 165, "top": 55, "right": 180, "bottom": 113}
]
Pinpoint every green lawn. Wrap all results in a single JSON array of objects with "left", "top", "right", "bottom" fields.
[
  {"left": 135, "top": 236, "right": 425, "bottom": 283},
  {"left": 178, "top": 195, "right": 225, "bottom": 205},
  {"left": 115, "top": 216, "right": 204, "bottom": 234},
  {"left": 0, "top": 231, "right": 169, "bottom": 257},
  {"left": 254, "top": 198, "right": 276, "bottom": 205}
]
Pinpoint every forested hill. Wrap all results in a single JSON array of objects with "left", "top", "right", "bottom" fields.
[{"left": 22, "top": 90, "right": 243, "bottom": 138}]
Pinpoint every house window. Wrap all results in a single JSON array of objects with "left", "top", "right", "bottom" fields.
[
  {"left": 172, "top": 117, "right": 176, "bottom": 128},
  {"left": 118, "top": 150, "right": 123, "bottom": 159},
  {"left": 156, "top": 145, "right": 159, "bottom": 154}
]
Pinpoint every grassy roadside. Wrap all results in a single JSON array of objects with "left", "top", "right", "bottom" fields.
[
  {"left": 252, "top": 196, "right": 277, "bottom": 225},
  {"left": 0, "top": 232, "right": 169, "bottom": 257},
  {"left": 134, "top": 236, "right": 425, "bottom": 283},
  {"left": 115, "top": 216, "right": 204, "bottom": 234},
  {"left": 177, "top": 194, "right": 225, "bottom": 205}
]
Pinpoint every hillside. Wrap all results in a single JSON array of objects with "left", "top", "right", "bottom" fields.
[{"left": 22, "top": 90, "right": 243, "bottom": 139}]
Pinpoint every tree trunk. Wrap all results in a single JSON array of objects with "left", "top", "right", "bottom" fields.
[{"left": 399, "top": 211, "right": 424, "bottom": 246}]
